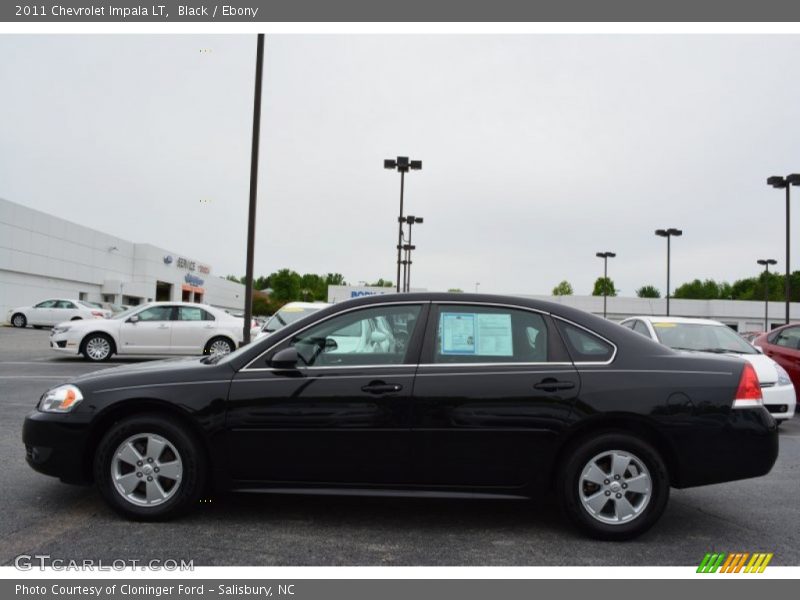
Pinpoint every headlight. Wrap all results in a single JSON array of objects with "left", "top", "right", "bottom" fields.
[
  {"left": 53, "top": 325, "right": 70, "bottom": 334},
  {"left": 775, "top": 364, "right": 793, "bottom": 387},
  {"left": 39, "top": 384, "right": 83, "bottom": 413}
]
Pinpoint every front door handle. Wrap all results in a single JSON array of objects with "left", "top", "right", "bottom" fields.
[
  {"left": 534, "top": 379, "right": 576, "bottom": 392},
  {"left": 157, "top": 324, "right": 169, "bottom": 329},
  {"left": 361, "top": 381, "right": 403, "bottom": 394}
]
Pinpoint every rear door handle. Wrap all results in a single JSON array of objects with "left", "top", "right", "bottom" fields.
[
  {"left": 361, "top": 381, "right": 403, "bottom": 394},
  {"left": 534, "top": 379, "right": 576, "bottom": 392}
]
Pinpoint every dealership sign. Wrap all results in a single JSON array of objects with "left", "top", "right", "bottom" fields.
[
  {"left": 184, "top": 273, "right": 205, "bottom": 287},
  {"left": 164, "top": 255, "right": 210, "bottom": 274}
]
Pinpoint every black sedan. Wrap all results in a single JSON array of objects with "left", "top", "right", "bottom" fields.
[{"left": 22, "top": 293, "right": 778, "bottom": 540}]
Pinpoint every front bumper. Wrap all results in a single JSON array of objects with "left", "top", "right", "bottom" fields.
[
  {"left": 761, "top": 383, "right": 796, "bottom": 420},
  {"left": 23, "top": 410, "right": 93, "bottom": 484},
  {"left": 49, "top": 330, "right": 81, "bottom": 355}
]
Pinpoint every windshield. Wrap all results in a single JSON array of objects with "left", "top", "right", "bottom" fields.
[
  {"left": 652, "top": 322, "right": 757, "bottom": 355},
  {"left": 263, "top": 306, "right": 322, "bottom": 332},
  {"left": 110, "top": 306, "right": 142, "bottom": 320}
]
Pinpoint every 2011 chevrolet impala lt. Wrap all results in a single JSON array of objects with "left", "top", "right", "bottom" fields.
[{"left": 22, "top": 293, "right": 779, "bottom": 539}]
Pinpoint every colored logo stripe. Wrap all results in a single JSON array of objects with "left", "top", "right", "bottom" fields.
[{"left": 697, "top": 552, "right": 773, "bottom": 573}]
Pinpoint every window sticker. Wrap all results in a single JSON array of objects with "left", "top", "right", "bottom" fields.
[
  {"left": 441, "top": 313, "right": 476, "bottom": 354},
  {"left": 440, "top": 312, "right": 514, "bottom": 357}
]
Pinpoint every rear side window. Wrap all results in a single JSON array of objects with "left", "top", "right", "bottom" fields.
[
  {"left": 178, "top": 306, "right": 214, "bottom": 321},
  {"left": 773, "top": 326, "right": 800, "bottom": 350},
  {"left": 433, "top": 305, "right": 548, "bottom": 363},
  {"left": 632, "top": 320, "right": 651, "bottom": 338},
  {"left": 556, "top": 320, "right": 615, "bottom": 363}
]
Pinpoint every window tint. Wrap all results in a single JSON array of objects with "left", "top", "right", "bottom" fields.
[
  {"left": 287, "top": 305, "right": 422, "bottom": 367},
  {"left": 433, "top": 305, "right": 548, "bottom": 363},
  {"left": 136, "top": 306, "right": 174, "bottom": 322},
  {"left": 556, "top": 320, "right": 615, "bottom": 362},
  {"left": 632, "top": 320, "right": 651, "bottom": 337},
  {"left": 178, "top": 306, "right": 213, "bottom": 321},
  {"left": 55, "top": 300, "right": 76, "bottom": 309},
  {"left": 774, "top": 327, "right": 800, "bottom": 350},
  {"left": 34, "top": 300, "right": 57, "bottom": 308}
]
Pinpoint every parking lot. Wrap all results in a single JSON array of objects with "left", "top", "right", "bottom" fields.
[{"left": 1, "top": 325, "right": 798, "bottom": 566}]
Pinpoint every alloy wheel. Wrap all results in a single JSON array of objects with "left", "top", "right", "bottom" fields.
[
  {"left": 209, "top": 339, "right": 233, "bottom": 356},
  {"left": 110, "top": 433, "right": 183, "bottom": 507},
  {"left": 85, "top": 336, "right": 111, "bottom": 360},
  {"left": 578, "top": 450, "right": 652, "bottom": 525}
]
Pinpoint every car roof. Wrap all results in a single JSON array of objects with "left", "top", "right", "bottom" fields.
[{"left": 625, "top": 315, "right": 726, "bottom": 326}]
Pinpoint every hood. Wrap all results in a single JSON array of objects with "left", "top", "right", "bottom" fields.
[{"left": 70, "top": 356, "right": 233, "bottom": 389}]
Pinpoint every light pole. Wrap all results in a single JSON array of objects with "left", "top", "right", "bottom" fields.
[
  {"left": 757, "top": 259, "right": 778, "bottom": 332},
  {"left": 595, "top": 251, "right": 616, "bottom": 319},
  {"left": 385, "top": 156, "right": 422, "bottom": 293},
  {"left": 403, "top": 215, "right": 423, "bottom": 292},
  {"left": 767, "top": 174, "right": 800, "bottom": 324},
  {"left": 655, "top": 228, "right": 682, "bottom": 316}
]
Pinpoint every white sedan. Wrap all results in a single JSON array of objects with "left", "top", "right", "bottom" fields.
[
  {"left": 8, "top": 299, "right": 112, "bottom": 328},
  {"left": 49, "top": 302, "right": 244, "bottom": 362},
  {"left": 620, "top": 315, "right": 796, "bottom": 423}
]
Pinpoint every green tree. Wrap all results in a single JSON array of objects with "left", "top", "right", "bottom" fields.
[
  {"left": 225, "top": 274, "right": 244, "bottom": 284},
  {"left": 251, "top": 295, "right": 272, "bottom": 316},
  {"left": 592, "top": 277, "right": 616, "bottom": 297},
  {"left": 447, "top": 288, "right": 464, "bottom": 293},
  {"left": 269, "top": 269, "right": 302, "bottom": 302},
  {"left": 552, "top": 280, "right": 574, "bottom": 296},
  {"left": 636, "top": 285, "right": 661, "bottom": 298},
  {"left": 369, "top": 278, "right": 393, "bottom": 287},
  {"left": 673, "top": 278, "right": 725, "bottom": 300}
]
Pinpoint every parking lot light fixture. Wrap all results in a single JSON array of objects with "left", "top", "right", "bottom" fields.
[
  {"left": 403, "top": 215, "right": 423, "bottom": 292},
  {"left": 385, "top": 156, "right": 422, "bottom": 293},
  {"left": 768, "top": 174, "right": 800, "bottom": 324},
  {"left": 655, "top": 228, "right": 682, "bottom": 316},
  {"left": 757, "top": 259, "right": 778, "bottom": 332},
  {"left": 595, "top": 252, "right": 616, "bottom": 319}
]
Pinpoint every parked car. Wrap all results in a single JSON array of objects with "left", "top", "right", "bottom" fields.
[
  {"left": 48, "top": 301, "right": 243, "bottom": 361},
  {"left": 754, "top": 323, "right": 800, "bottom": 404},
  {"left": 740, "top": 331, "right": 763, "bottom": 344},
  {"left": 256, "top": 301, "right": 331, "bottom": 338},
  {"left": 8, "top": 299, "right": 111, "bottom": 328},
  {"left": 227, "top": 311, "right": 261, "bottom": 340},
  {"left": 23, "top": 293, "right": 778, "bottom": 539},
  {"left": 620, "top": 316, "right": 796, "bottom": 423}
]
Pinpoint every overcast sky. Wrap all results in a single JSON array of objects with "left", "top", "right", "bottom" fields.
[{"left": 2, "top": 34, "right": 800, "bottom": 296}]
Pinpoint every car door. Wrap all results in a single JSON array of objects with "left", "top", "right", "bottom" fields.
[
  {"left": 762, "top": 326, "right": 800, "bottom": 389},
  {"left": 29, "top": 300, "right": 57, "bottom": 325},
  {"left": 51, "top": 300, "right": 78, "bottom": 325},
  {"left": 171, "top": 306, "right": 215, "bottom": 353},
  {"left": 117, "top": 305, "right": 175, "bottom": 354},
  {"left": 225, "top": 302, "right": 428, "bottom": 485},
  {"left": 410, "top": 303, "right": 581, "bottom": 488}
]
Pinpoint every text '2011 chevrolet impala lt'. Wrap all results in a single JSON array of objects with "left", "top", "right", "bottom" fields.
[{"left": 22, "top": 293, "right": 778, "bottom": 540}]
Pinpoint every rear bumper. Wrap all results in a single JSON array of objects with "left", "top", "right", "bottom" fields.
[
  {"left": 670, "top": 407, "right": 778, "bottom": 489},
  {"left": 22, "top": 410, "right": 92, "bottom": 484}
]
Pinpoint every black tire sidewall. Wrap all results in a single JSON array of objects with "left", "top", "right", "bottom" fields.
[
  {"left": 81, "top": 333, "right": 113, "bottom": 361},
  {"left": 558, "top": 432, "right": 670, "bottom": 541},
  {"left": 93, "top": 414, "right": 205, "bottom": 520}
]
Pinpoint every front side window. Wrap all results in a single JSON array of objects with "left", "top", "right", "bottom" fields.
[
  {"left": 773, "top": 326, "right": 800, "bottom": 350},
  {"left": 34, "top": 300, "right": 57, "bottom": 308},
  {"left": 433, "top": 305, "right": 548, "bottom": 363},
  {"left": 286, "top": 305, "right": 422, "bottom": 367},
  {"left": 178, "top": 306, "right": 213, "bottom": 321},
  {"left": 556, "top": 320, "right": 615, "bottom": 363},
  {"left": 136, "top": 306, "right": 174, "bottom": 322}
]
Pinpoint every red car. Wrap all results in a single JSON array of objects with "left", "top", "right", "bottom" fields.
[{"left": 754, "top": 324, "right": 800, "bottom": 400}]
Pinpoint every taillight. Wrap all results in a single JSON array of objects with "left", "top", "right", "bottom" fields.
[
  {"left": 91, "top": 311, "right": 105, "bottom": 318},
  {"left": 733, "top": 362, "right": 763, "bottom": 408}
]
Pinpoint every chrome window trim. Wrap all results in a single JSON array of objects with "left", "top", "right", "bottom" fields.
[
  {"left": 418, "top": 361, "right": 573, "bottom": 368},
  {"left": 552, "top": 315, "right": 618, "bottom": 365},
  {"left": 242, "top": 300, "right": 428, "bottom": 372}
]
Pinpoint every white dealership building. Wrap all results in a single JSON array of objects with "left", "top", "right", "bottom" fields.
[{"left": 0, "top": 197, "right": 246, "bottom": 320}]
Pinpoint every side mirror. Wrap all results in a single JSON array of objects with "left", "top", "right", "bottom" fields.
[
  {"left": 128, "top": 315, "right": 139, "bottom": 324},
  {"left": 270, "top": 347, "right": 299, "bottom": 369}
]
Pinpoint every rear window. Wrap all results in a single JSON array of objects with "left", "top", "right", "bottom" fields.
[{"left": 556, "top": 320, "right": 615, "bottom": 363}]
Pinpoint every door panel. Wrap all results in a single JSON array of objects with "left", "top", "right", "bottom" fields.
[
  {"left": 411, "top": 304, "right": 580, "bottom": 488},
  {"left": 118, "top": 305, "right": 174, "bottom": 354},
  {"left": 763, "top": 326, "right": 800, "bottom": 391},
  {"left": 171, "top": 306, "right": 215, "bottom": 353}
]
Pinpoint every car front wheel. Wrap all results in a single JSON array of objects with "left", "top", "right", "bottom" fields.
[
  {"left": 81, "top": 333, "right": 114, "bottom": 361},
  {"left": 11, "top": 313, "right": 26, "bottom": 328},
  {"left": 93, "top": 414, "right": 205, "bottom": 520},
  {"left": 557, "top": 432, "right": 669, "bottom": 540}
]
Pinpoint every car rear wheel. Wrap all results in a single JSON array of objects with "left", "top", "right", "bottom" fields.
[
  {"left": 557, "top": 432, "right": 669, "bottom": 540},
  {"left": 11, "top": 313, "right": 26, "bottom": 328},
  {"left": 93, "top": 414, "right": 205, "bottom": 520},
  {"left": 204, "top": 336, "right": 234, "bottom": 357},
  {"left": 81, "top": 333, "right": 114, "bottom": 362}
]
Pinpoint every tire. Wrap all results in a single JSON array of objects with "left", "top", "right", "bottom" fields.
[
  {"left": 557, "top": 432, "right": 670, "bottom": 541},
  {"left": 93, "top": 413, "right": 206, "bottom": 521},
  {"left": 81, "top": 333, "right": 114, "bottom": 362},
  {"left": 11, "top": 313, "right": 26, "bottom": 328},
  {"left": 203, "top": 336, "right": 235, "bottom": 357}
]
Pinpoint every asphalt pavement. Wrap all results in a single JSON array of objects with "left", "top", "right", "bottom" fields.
[{"left": 1, "top": 326, "right": 798, "bottom": 566}]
